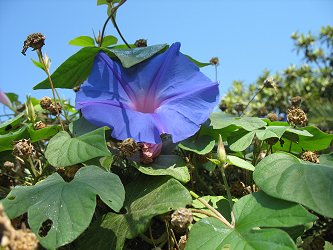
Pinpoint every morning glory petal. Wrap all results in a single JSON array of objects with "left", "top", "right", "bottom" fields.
[{"left": 75, "top": 42, "right": 219, "bottom": 143}]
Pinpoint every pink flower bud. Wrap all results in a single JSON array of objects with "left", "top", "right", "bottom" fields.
[
  {"left": 139, "top": 142, "right": 162, "bottom": 164},
  {"left": 0, "top": 90, "right": 12, "bottom": 109}
]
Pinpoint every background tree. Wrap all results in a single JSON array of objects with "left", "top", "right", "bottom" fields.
[{"left": 222, "top": 25, "right": 333, "bottom": 130}]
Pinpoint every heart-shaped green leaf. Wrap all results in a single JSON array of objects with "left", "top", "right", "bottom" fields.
[
  {"left": 179, "top": 135, "right": 215, "bottom": 155},
  {"left": 69, "top": 36, "right": 95, "bottom": 47},
  {"left": 79, "top": 176, "right": 192, "bottom": 250},
  {"left": 0, "top": 125, "right": 29, "bottom": 152},
  {"left": 186, "top": 192, "right": 317, "bottom": 250},
  {"left": 0, "top": 112, "right": 25, "bottom": 135},
  {"left": 33, "top": 47, "right": 102, "bottom": 89},
  {"left": 2, "top": 166, "right": 125, "bottom": 249},
  {"left": 109, "top": 44, "right": 167, "bottom": 68},
  {"left": 45, "top": 128, "right": 111, "bottom": 167},
  {"left": 101, "top": 35, "right": 118, "bottom": 47},
  {"left": 133, "top": 155, "right": 190, "bottom": 182},
  {"left": 254, "top": 152, "right": 333, "bottom": 218},
  {"left": 227, "top": 155, "right": 255, "bottom": 171},
  {"left": 229, "top": 130, "right": 256, "bottom": 152}
]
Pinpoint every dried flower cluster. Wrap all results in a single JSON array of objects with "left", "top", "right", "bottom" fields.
[
  {"left": 171, "top": 208, "right": 193, "bottom": 231},
  {"left": 0, "top": 204, "right": 39, "bottom": 250},
  {"left": 12, "top": 139, "right": 35, "bottom": 158},
  {"left": 118, "top": 138, "right": 139, "bottom": 157},
  {"left": 39, "top": 96, "right": 62, "bottom": 116},
  {"left": 134, "top": 39, "right": 147, "bottom": 47},
  {"left": 301, "top": 151, "right": 320, "bottom": 164},
  {"left": 287, "top": 107, "right": 308, "bottom": 127},
  {"left": 21, "top": 32, "right": 45, "bottom": 56}
]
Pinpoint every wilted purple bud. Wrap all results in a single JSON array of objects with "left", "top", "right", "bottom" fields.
[
  {"left": 0, "top": 90, "right": 12, "bottom": 109},
  {"left": 217, "top": 134, "right": 226, "bottom": 165}
]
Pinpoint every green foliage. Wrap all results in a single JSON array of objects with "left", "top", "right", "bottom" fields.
[
  {"left": 69, "top": 36, "right": 95, "bottom": 47},
  {"left": 186, "top": 192, "right": 316, "bottom": 250},
  {"left": 2, "top": 166, "right": 125, "bottom": 249},
  {"left": 78, "top": 176, "right": 192, "bottom": 250},
  {"left": 133, "top": 155, "right": 190, "bottom": 183},
  {"left": 222, "top": 26, "right": 333, "bottom": 130},
  {"left": 109, "top": 44, "right": 168, "bottom": 68},
  {"left": 254, "top": 153, "right": 333, "bottom": 218},
  {"left": 179, "top": 135, "right": 215, "bottom": 155},
  {"left": 45, "top": 128, "right": 111, "bottom": 167}
]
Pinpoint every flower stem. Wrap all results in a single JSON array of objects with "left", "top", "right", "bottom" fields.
[
  {"left": 220, "top": 163, "right": 233, "bottom": 211},
  {"left": 242, "top": 85, "right": 265, "bottom": 116},
  {"left": 37, "top": 49, "right": 64, "bottom": 130},
  {"left": 99, "top": 0, "right": 130, "bottom": 48},
  {"left": 190, "top": 191, "right": 234, "bottom": 228}
]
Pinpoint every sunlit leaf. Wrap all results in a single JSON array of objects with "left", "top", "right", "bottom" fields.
[{"left": 2, "top": 165, "right": 125, "bottom": 249}]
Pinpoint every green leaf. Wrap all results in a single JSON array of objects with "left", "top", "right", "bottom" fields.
[
  {"left": 69, "top": 116, "right": 100, "bottom": 137},
  {"left": 83, "top": 156, "right": 114, "bottom": 171},
  {"left": 31, "top": 58, "right": 45, "bottom": 71},
  {"left": 0, "top": 112, "right": 25, "bottom": 135},
  {"left": 274, "top": 126, "right": 333, "bottom": 153},
  {"left": 229, "top": 130, "right": 256, "bottom": 152},
  {"left": 101, "top": 35, "right": 118, "bottom": 47},
  {"left": 133, "top": 155, "right": 190, "bottom": 183},
  {"left": 227, "top": 155, "right": 255, "bottom": 171},
  {"left": 185, "top": 55, "right": 210, "bottom": 67},
  {"left": 209, "top": 113, "right": 266, "bottom": 131},
  {"left": 319, "top": 153, "right": 333, "bottom": 166},
  {"left": 69, "top": 36, "right": 95, "bottom": 47},
  {"left": 33, "top": 47, "right": 102, "bottom": 89},
  {"left": 79, "top": 176, "right": 192, "bottom": 250},
  {"left": 0, "top": 126, "right": 29, "bottom": 152},
  {"left": 254, "top": 152, "right": 333, "bottom": 218},
  {"left": 186, "top": 192, "right": 317, "bottom": 250},
  {"left": 109, "top": 44, "right": 168, "bottom": 68},
  {"left": 178, "top": 135, "right": 215, "bottom": 155},
  {"left": 192, "top": 196, "right": 232, "bottom": 222},
  {"left": 2, "top": 165, "right": 125, "bottom": 249},
  {"left": 45, "top": 128, "right": 111, "bottom": 167},
  {"left": 28, "top": 125, "right": 61, "bottom": 142}
]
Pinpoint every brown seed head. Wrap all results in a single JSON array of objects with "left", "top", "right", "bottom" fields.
[
  {"left": 210, "top": 57, "right": 219, "bottom": 66},
  {"left": 171, "top": 208, "right": 193, "bottom": 231},
  {"left": 48, "top": 102, "right": 62, "bottom": 116},
  {"left": 219, "top": 100, "right": 227, "bottom": 112},
  {"left": 291, "top": 96, "right": 302, "bottom": 108},
  {"left": 40, "top": 96, "right": 52, "bottom": 110},
  {"left": 263, "top": 76, "right": 278, "bottom": 90},
  {"left": 22, "top": 32, "right": 46, "bottom": 55},
  {"left": 12, "top": 139, "right": 35, "bottom": 158},
  {"left": 34, "top": 121, "right": 46, "bottom": 130},
  {"left": 135, "top": 39, "right": 147, "bottom": 47},
  {"left": 301, "top": 151, "right": 320, "bottom": 164},
  {"left": 266, "top": 112, "right": 278, "bottom": 122},
  {"left": 118, "top": 138, "right": 139, "bottom": 157},
  {"left": 234, "top": 103, "right": 244, "bottom": 113},
  {"left": 287, "top": 107, "right": 308, "bottom": 127}
]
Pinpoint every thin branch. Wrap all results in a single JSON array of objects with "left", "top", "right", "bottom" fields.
[{"left": 99, "top": 0, "right": 129, "bottom": 48}]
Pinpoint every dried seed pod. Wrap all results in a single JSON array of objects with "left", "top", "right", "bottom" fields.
[
  {"left": 300, "top": 151, "right": 320, "bottom": 164},
  {"left": 263, "top": 76, "right": 277, "bottom": 90},
  {"left": 266, "top": 112, "right": 278, "bottom": 122},
  {"left": 210, "top": 57, "right": 219, "bottom": 66},
  {"left": 134, "top": 39, "right": 147, "bottom": 47},
  {"left": 12, "top": 139, "right": 35, "bottom": 158},
  {"left": 48, "top": 102, "right": 62, "bottom": 116},
  {"left": 118, "top": 138, "right": 139, "bottom": 157},
  {"left": 219, "top": 100, "right": 227, "bottom": 112},
  {"left": 287, "top": 107, "right": 308, "bottom": 127},
  {"left": 291, "top": 96, "right": 302, "bottom": 108},
  {"left": 34, "top": 121, "right": 46, "bottom": 130},
  {"left": 171, "top": 208, "right": 193, "bottom": 231},
  {"left": 40, "top": 96, "right": 52, "bottom": 110},
  {"left": 22, "top": 32, "right": 45, "bottom": 55}
]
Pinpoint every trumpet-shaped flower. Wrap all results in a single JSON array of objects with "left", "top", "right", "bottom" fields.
[{"left": 75, "top": 42, "right": 219, "bottom": 144}]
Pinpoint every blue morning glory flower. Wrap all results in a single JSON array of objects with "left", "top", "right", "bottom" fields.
[{"left": 75, "top": 42, "right": 219, "bottom": 144}]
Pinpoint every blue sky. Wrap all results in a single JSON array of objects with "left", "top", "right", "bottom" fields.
[{"left": 0, "top": 0, "right": 333, "bottom": 111}]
